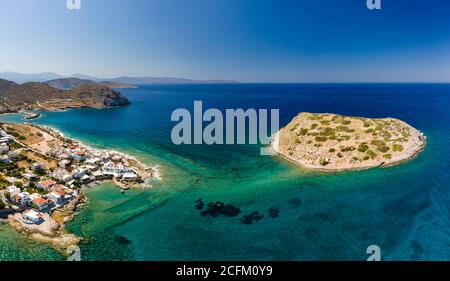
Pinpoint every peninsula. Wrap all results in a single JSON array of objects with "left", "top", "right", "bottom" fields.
[
  {"left": 0, "top": 78, "right": 130, "bottom": 114},
  {"left": 273, "top": 112, "right": 426, "bottom": 171}
]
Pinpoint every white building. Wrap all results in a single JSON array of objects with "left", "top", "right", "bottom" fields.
[
  {"left": 0, "top": 155, "right": 11, "bottom": 164},
  {"left": 38, "top": 179, "right": 57, "bottom": 191},
  {"left": 57, "top": 153, "right": 70, "bottom": 160},
  {"left": 81, "top": 174, "right": 92, "bottom": 184},
  {"left": 92, "top": 170, "right": 108, "bottom": 180},
  {"left": 51, "top": 169, "right": 73, "bottom": 183},
  {"left": 59, "top": 159, "right": 72, "bottom": 168},
  {"left": 0, "top": 143, "right": 9, "bottom": 153},
  {"left": 122, "top": 172, "right": 138, "bottom": 182},
  {"left": 72, "top": 168, "right": 88, "bottom": 179},
  {"left": 51, "top": 185, "right": 77, "bottom": 202},
  {"left": 23, "top": 172, "right": 37, "bottom": 181},
  {"left": 31, "top": 162, "right": 45, "bottom": 171},
  {"left": 32, "top": 197, "right": 51, "bottom": 212},
  {"left": 14, "top": 192, "right": 31, "bottom": 206},
  {"left": 8, "top": 150, "right": 20, "bottom": 159},
  {"left": 47, "top": 191, "right": 65, "bottom": 205},
  {"left": 6, "top": 185, "right": 21, "bottom": 198},
  {"left": 21, "top": 210, "right": 44, "bottom": 224},
  {"left": 103, "top": 162, "right": 134, "bottom": 178},
  {"left": 0, "top": 135, "right": 13, "bottom": 144},
  {"left": 85, "top": 164, "right": 99, "bottom": 172},
  {"left": 5, "top": 177, "right": 19, "bottom": 184},
  {"left": 85, "top": 158, "right": 101, "bottom": 165}
]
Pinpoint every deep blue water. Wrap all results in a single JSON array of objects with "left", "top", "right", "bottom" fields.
[{"left": 0, "top": 83, "right": 449, "bottom": 260}]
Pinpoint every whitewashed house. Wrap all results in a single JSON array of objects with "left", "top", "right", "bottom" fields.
[
  {"left": 32, "top": 197, "right": 52, "bottom": 212},
  {"left": 122, "top": 172, "right": 138, "bottom": 182},
  {"left": 23, "top": 172, "right": 37, "bottom": 181},
  {"left": 14, "top": 192, "right": 31, "bottom": 206},
  {"left": 31, "top": 162, "right": 45, "bottom": 171},
  {"left": 38, "top": 179, "right": 57, "bottom": 191},
  {"left": 6, "top": 185, "right": 21, "bottom": 198},
  {"left": 0, "top": 136, "right": 13, "bottom": 144},
  {"left": 8, "top": 150, "right": 20, "bottom": 159},
  {"left": 21, "top": 210, "right": 44, "bottom": 224},
  {"left": 59, "top": 159, "right": 72, "bottom": 168},
  {"left": 47, "top": 191, "right": 65, "bottom": 205},
  {"left": 81, "top": 174, "right": 92, "bottom": 184},
  {"left": 0, "top": 143, "right": 9, "bottom": 153},
  {"left": 0, "top": 155, "right": 11, "bottom": 164},
  {"left": 72, "top": 168, "right": 88, "bottom": 179}
]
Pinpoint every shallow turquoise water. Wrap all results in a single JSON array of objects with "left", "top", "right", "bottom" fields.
[
  {"left": 0, "top": 84, "right": 448, "bottom": 260},
  {"left": 0, "top": 223, "right": 63, "bottom": 261}
]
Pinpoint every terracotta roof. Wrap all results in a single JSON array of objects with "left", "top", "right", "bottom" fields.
[
  {"left": 33, "top": 197, "right": 48, "bottom": 205},
  {"left": 55, "top": 190, "right": 66, "bottom": 196},
  {"left": 41, "top": 180, "right": 56, "bottom": 187}
]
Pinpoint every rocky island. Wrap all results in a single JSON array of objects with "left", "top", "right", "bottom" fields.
[{"left": 273, "top": 112, "right": 426, "bottom": 171}]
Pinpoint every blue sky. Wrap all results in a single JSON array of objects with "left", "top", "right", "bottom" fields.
[{"left": 1, "top": 0, "right": 449, "bottom": 82}]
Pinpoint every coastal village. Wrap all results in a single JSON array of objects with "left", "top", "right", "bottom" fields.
[{"left": 0, "top": 122, "right": 156, "bottom": 251}]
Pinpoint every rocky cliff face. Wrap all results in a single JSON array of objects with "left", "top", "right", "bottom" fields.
[{"left": 0, "top": 78, "right": 130, "bottom": 112}]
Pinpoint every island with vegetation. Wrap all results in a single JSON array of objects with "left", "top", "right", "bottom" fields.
[
  {"left": 272, "top": 112, "right": 426, "bottom": 171},
  {"left": 0, "top": 122, "right": 159, "bottom": 254}
]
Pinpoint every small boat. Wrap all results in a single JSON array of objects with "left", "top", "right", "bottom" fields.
[{"left": 24, "top": 112, "right": 41, "bottom": 120}]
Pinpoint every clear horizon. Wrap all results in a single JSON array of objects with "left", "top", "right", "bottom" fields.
[{"left": 1, "top": 0, "right": 450, "bottom": 82}]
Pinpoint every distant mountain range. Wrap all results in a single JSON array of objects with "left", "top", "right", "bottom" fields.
[
  {"left": 0, "top": 71, "right": 238, "bottom": 85},
  {"left": 0, "top": 72, "right": 66, "bottom": 83},
  {"left": 45, "top": 78, "right": 136, "bottom": 90}
]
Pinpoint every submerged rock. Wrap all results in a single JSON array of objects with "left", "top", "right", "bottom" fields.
[
  {"left": 195, "top": 199, "right": 205, "bottom": 210},
  {"left": 115, "top": 235, "right": 132, "bottom": 245},
  {"left": 198, "top": 200, "right": 241, "bottom": 217},
  {"left": 240, "top": 211, "right": 264, "bottom": 225},
  {"left": 288, "top": 198, "right": 302, "bottom": 208},
  {"left": 268, "top": 208, "right": 279, "bottom": 218}
]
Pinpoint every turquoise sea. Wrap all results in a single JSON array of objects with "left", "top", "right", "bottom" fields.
[{"left": 0, "top": 84, "right": 449, "bottom": 261}]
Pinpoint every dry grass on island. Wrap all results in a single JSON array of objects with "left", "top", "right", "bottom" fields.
[{"left": 273, "top": 112, "right": 426, "bottom": 171}]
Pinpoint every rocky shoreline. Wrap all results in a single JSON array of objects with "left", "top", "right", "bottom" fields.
[
  {"left": 0, "top": 122, "right": 161, "bottom": 255},
  {"left": 6, "top": 193, "right": 86, "bottom": 254}
]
